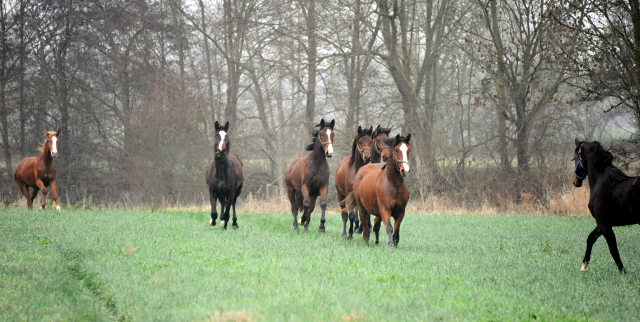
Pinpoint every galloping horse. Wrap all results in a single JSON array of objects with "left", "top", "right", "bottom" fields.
[
  {"left": 206, "top": 121, "right": 243, "bottom": 230},
  {"left": 14, "top": 130, "right": 61, "bottom": 211},
  {"left": 371, "top": 125, "right": 393, "bottom": 163},
  {"left": 572, "top": 139, "right": 640, "bottom": 272},
  {"left": 354, "top": 125, "right": 393, "bottom": 233},
  {"left": 345, "top": 134, "right": 411, "bottom": 246},
  {"left": 285, "top": 118, "right": 335, "bottom": 232},
  {"left": 335, "top": 125, "right": 373, "bottom": 238}
]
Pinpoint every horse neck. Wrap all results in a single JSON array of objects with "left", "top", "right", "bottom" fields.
[
  {"left": 384, "top": 154, "right": 404, "bottom": 185},
  {"left": 38, "top": 142, "right": 54, "bottom": 165},
  {"left": 310, "top": 138, "right": 327, "bottom": 164},
  {"left": 371, "top": 150, "right": 381, "bottom": 163},
  {"left": 213, "top": 151, "right": 231, "bottom": 174},
  {"left": 352, "top": 149, "right": 367, "bottom": 170},
  {"left": 586, "top": 157, "right": 607, "bottom": 189}
]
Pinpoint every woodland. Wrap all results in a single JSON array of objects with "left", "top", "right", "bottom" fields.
[{"left": 2, "top": 0, "right": 640, "bottom": 212}]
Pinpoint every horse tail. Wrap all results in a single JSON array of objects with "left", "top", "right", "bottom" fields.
[{"left": 342, "top": 192, "right": 357, "bottom": 212}]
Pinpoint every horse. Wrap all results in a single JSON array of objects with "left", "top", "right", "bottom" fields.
[
  {"left": 206, "top": 121, "right": 244, "bottom": 230},
  {"left": 14, "top": 130, "right": 61, "bottom": 211},
  {"left": 335, "top": 125, "right": 373, "bottom": 238},
  {"left": 371, "top": 125, "right": 393, "bottom": 163},
  {"left": 572, "top": 139, "right": 640, "bottom": 272},
  {"left": 345, "top": 134, "right": 411, "bottom": 246},
  {"left": 354, "top": 125, "right": 393, "bottom": 233},
  {"left": 285, "top": 118, "right": 335, "bottom": 232}
]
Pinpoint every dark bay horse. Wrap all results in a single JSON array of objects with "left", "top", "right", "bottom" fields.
[
  {"left": 345, "top": 134, "right": 411, "bottom": 246},
  {"left": 206, "top": 121, "right": 243, "bottom": 230},
  {"left": 354, "top": 125, "right": 393, "bottom": 233},
  {"left": 285, "top": 118, "right": 335, "bottom": 232},
  {"left": 335, "top": 125, "right": 373, "bottom": 238},
  {"left": 14, "top": 130, "right": 61, "bottom": 211},
  {"left": 371, "top": 125, "right": 393, "bottom": 163},
  {"left": 573, "top": 139, "right": 640, "bottom": 272}
]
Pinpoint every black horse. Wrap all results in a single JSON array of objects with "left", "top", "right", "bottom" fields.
[
  {"left": 206, "top": 121, "right": 243, "bottom": 229},
  {"left": 573, "top": 139, "right": 640, "bottom": 272}
]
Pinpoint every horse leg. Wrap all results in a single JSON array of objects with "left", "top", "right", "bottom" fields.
[
  {"left": 581, "top": 226, "right": 602, "bottom": 272},
  {"left": 338, "top": 193, "right": 348, "bottom": 238},
  {"left": 602, "top": 226, "right": 625, "bottom": 272},
  {"left": 318, "top": 186, "right": 328, "bottom": 233},
  {"left": 354, "top": 211, "right": 362, "bottom": 234},
  {"left": 380, "top": 208, "right": 394, "bottom": 247},
  {"left": 392, "top": 211, "right": 406, "bottom": 247},
  {"left": 299, "top": 185, "right": 311, "bottom": 226},
  {"left": 348, "top": 210, "right": 356, "bottom": 238},
  {"left": 358, "top": 205, "right": 370, "bottom": 246},
  {"left": 219, "top": 197, "right": 228, "bottom": 230},
  {"left": 286, "top": 187, "right": 299, "bottom": 231},
  {"left": 373, "top": 217, "right": 381, "bottom": 245},
  {"left": 28, "top": 187, "right": 39, "bottom": 210},
  {"left": 17, "top": 182, "right": 31, "bottom": 209},
  {"left": 223, "top": 196, "right": 234, "bottom": 230},
  {"left": 231, "top": 185, "right": 242, "bottom": 229},
  {"left": 208, "top": 190, "right": 218, "bottom": 226},
  {"left": 50, "top": 180, "right": 60, "bottom": 211},
  {"left": 36, "top": 179, "right": 47, "bottom": 210},
  {"left": 303, "top": 197, "right": 317, "bottom": 232}
]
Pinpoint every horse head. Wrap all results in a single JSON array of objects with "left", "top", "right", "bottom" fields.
[
  {"left": 355, "top": 125, "right": 374, "bottom": 163},
  {"left": 373, "top": 125, "right": 393, "bottom": 162},
  {"left": 214, "top": 121, "right": 230, "bottom": 154},
  {"left": 317, "top": 119, "right": 335, "bottom": 158},
  {"left": 393, "top": 133, "right": 411, "bottom": 177},
  {"left": 45, "top": 130, "right": 60, "bottom": 158}
]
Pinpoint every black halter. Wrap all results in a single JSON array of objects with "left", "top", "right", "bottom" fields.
[{"left": 572, "top": 143, "right": 587, "bottom": 180}]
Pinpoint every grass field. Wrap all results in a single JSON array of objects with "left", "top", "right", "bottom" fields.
[{"left": 2, "top": 208, "right": 640, "bottom": 321}]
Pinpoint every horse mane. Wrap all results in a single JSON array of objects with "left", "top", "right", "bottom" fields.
[
  {"left": 37, "top": 137, "right": 49, "bottom": 152},
  {"left": 592, "top": 142, "right": 630, "bottom": 181},
  {"left": 349, "top": 127, "right": 374, "bottom": 166},
  {"left": 305, "top": 128, "right": 320, "bottom": 151}
]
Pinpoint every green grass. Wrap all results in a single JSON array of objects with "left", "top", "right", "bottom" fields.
[{"left": 2, "top": 208, "right": 640, "bottom": 321}]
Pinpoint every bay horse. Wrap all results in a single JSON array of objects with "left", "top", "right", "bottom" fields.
[
  {"left": 354, "top": 125, "right": 393, "bottom": 233},
  {"left": 14, "top": 130, "right": 61, "bottom": 211},
  {"left": 285, "top": 118, "right": 335, "bottom": 232},
  {"left": 572, "top": 139, "right": 640, "bottom": 272},
  {"left": 345, "top": 134, "right": 411, "bottom": 246},
  {"left": 206, "top": 121, "right": 243, "bottom": 230},
  {"left": 335, "top": 125, "right": 373, "bottom": 238}
]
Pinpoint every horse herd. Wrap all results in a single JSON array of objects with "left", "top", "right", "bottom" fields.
[{"left": 11, "top": 123, "right": 640, "bottom": 272}]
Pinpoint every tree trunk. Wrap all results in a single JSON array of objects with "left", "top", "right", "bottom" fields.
[{"left": 304, "top": 0, "right": 317, "bottom": 135}]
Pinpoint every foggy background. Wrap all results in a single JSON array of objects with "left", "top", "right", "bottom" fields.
[{"left": 2, "top": 0, "right": 640, "bottom": 212}]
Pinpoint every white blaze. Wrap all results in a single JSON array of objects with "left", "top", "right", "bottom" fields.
[
  {"left": 325, "top": 129, "right": 333, "bottom": 155},
  {"left": 218, "top": 131, "right": 227, "bottom": 151},
  {"left": 51, "top": 136, "right": 58, "bottom": 155},
  {"left": 399, "top": 143, "right": 409, "bottom": 172}
]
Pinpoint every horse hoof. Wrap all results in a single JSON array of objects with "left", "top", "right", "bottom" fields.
[
  {"left": 220, "top": 220, "right": 226, "bottom": 229},
  {"left": 294, "top": 226, "right": 299, "bottom": 232},
  {"left": 56, "top": 206, "right": 61, "bottom": 212},
  {"left": 232, "top": 223, "right": 238, "bottom": 230},
  {"left": 318, "top": 227, "right": 326, "bottom": 233},
  {"left": 209, "top": 219, "right": 214, "bottom": 226},
  {"left": 580, "top": 262, "right": 589, "bottom": 272}
]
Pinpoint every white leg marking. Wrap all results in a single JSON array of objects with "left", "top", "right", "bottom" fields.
[
  {"left": 580, "top": 262, "right": 589, "bottom": 272},
  {"left": 56, "top": 205, "right": 61, "bottom": 211},
  {"left": 209, "top": 219, "right": 214, "bottom": 226}
]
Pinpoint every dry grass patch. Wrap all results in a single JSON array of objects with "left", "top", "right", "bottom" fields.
[{"left": 206, "top": 310, "right": 255, "bottom": 322}]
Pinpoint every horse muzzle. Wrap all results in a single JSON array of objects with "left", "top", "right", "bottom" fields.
[
  {"left": 51, "top": 151, "right": 58, "bottom": 157},
  {"left": 572, "top": 176, "right": 582, "bottom": 187}
]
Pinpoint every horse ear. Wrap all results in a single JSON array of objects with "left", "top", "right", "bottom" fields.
[
  {"left": 56, "top": 129, "right": 61, "bottom": 137},
  {"left": 357, "top": 125, "right": 362, "bottom": 134},
  {"left": 387, "top": 125, "right": 393, "bottom": 133},
  {"left": 215, "top": 121, "right": 220, "bottom": 131},
  {"left": 224, "top": 121, "right": 229, "bottom": 131},
  {"left": 319, "top": 119, "right": 325, "bottom": 128},
  {"left": 405, "top": 133, "right": 411, "bottom": 143},
  {"left": 575, "top": 138, "right": 581, "bottom": 147},
  {"left": 368, "top": 126, "right": 373, "bottom": 134},
  {"left": 330, "top": 119, "right": 335, "bottom": 129},
  {"left": 395, "top": 134, "right": 401, "bottom": 143}
]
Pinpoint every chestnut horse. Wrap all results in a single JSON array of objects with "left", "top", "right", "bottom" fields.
[
  {"left": 572, "top": 139, "right": 640, "bottom": 272},
  {"left": 345, "top": 134, "right": 411, "bottom": 246},
  {"left": 285, "top": 119, "right": 335, "bottom": 232},
  {"left": 206, "top": 121, "right": 243, "bottom": 229},
  {"left": 354, "top": 125, "right": 393, "bottom": 233},
  {"left": 335, "top": 125, "right": 373, "bottom": 238},
  {"left": 14, "top": 130, "right": 61, "bottom": 211}
]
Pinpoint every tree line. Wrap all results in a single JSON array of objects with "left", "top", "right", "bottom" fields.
[{"left": 1, "top": 0, "right": 639, "bottom": 210}]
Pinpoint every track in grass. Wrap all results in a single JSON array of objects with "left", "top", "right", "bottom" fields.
[{"left": 2, "top": 209, "right": 640, "bottom": 321}]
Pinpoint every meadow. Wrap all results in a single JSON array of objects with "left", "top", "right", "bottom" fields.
[{"left": 2, "top": 208, "right": 640, "bottom": 321}]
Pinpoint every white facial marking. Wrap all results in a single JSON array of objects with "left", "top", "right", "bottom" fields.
[
  {"left": 325, "top": 129, "right": 333, "bottom": 155},
  {"left": 218, "top": 131, "right": 227, "bottom": 151},
  {"left": 399, "top": 143, "right": 409, "bottom": 172},
  {"left": 51, "top": 136, "right": 58, "bottom": 155}
]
